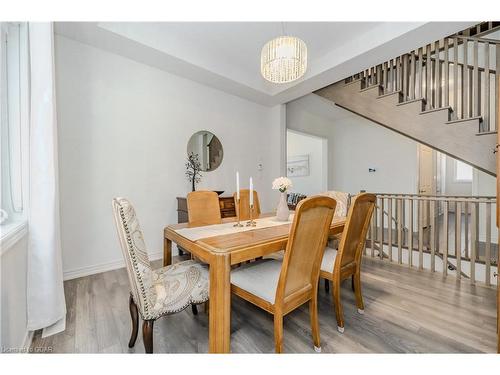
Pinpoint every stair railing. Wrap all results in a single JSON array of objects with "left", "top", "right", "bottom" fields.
[
  {"left": 347, "top": 25, "right": 500, "bottom": 134},
  {"left": 366, "top": 193, "right": 497, "bottom": 286}
]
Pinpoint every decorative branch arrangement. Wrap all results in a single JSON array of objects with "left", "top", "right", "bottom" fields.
[{"left": 185, "top": 152, "right": 202, "bottom": 192}]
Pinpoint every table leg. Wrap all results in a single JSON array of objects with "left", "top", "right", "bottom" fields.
[
  {"left": 209, "top": 253, "right": 231, "bottom": 353},
  {"left": 163, "top": 237, "right": 172, "bottom": 267}
]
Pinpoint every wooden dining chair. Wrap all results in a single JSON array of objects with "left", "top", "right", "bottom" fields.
[
  {"left": 186, "top": 190, "right": 222, "bottom": 226},
  {"left": 319, "top": 191, "right": 351, "bottom": 292},
  {"left": 319, "top": 193, "right": 376, "bottom": 333},
  {"left": 234, "top": 189, "right": 261, "bottom": 221},
  {"left": 112, "top": 197, "right": 209, "bottom": 353},
  {"left": 231, "top": 196, "right": 337, "bottom": 353}
]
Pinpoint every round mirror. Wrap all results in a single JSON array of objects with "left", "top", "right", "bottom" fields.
[{"left": 187, "top": 131, "right": 224, "bottom": 172}]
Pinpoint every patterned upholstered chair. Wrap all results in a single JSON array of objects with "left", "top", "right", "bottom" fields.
[
  {"left": 319, "top": 193, "right": 376, "bottom": 333},
  {"left": 112, "top": 197, "right": 209, "bottom": 353}
]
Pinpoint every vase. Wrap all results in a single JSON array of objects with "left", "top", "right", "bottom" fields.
[{"left": 276, "top": 192, "right": 290, "bottom": 221}]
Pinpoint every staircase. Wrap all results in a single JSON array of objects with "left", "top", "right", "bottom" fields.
[{"left": 315, "top": 22, "right": 500, "bottom": 176}]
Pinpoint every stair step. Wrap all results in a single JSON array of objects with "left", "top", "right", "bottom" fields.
[
  {"left": 377, "top": 90, "right": 402, "bottom": 99},
  {"left": 344, "top": 78, "right": 363, "bottom": 87},
  {"left": 446, "top": 116, "right": 482, "bottom": 125},
  {"left": 476, "top": 130, "right": 497, "bottom": 136},
  {"left": 420, "top": 106, "right": 452, "bottom": 116},
  {"left": 359, "top": 84, "right": 380, "bottom": 93},
  {"left": 396, "top": 98, "right": 426, "bottom": 107}
]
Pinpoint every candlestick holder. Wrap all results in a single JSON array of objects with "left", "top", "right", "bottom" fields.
[
  {"left": 233, "top": 198, "right": 243, "bottom": 227},
  {"left": 246, "top": 204, "right": 256, "bottom": 227}
]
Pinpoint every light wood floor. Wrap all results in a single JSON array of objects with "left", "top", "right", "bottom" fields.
[{"left": 30, "top": 256, "right": 497, "bottom": 353}]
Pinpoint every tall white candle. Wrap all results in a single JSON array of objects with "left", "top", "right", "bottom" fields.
[
  {"left": 236, "top": 171, "right": 240, "bottom": 200},
  {"left": 249, "top": 177, "right": 253, "bottom": 206}
]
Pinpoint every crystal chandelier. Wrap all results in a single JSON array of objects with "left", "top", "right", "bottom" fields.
[{"left": 261, "top": 34, "right": 307, "bottom": 84}]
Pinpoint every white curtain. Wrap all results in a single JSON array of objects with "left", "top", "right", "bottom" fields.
[{"left": 26, "top": 22, "right": 66, "bottom": 336}]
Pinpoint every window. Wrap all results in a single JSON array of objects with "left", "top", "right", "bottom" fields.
[
  {"left": 0, "top": 22, "right": 29, "bottom": 231},
  {"left": 454, "top": 160, "right": 473, "bottom": 182}
]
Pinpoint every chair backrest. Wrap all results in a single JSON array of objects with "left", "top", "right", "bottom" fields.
[
  {"left": 234, "top": 189, "right": 261, "bottom": 220},
  {"left": 319, "top": 191, "right": 351, "bottom": 217},
  {"left": 334, "top": 193, "right": 376, "bottom": 271},
  {"left": 275, "top": 196, "right": 336, "bottom": 304},
  {"left": 112, "top": 197, "right": 153, "bottom": 318},
  {"left": 187, "top": 191, "right": 222, "bottom": 226}
]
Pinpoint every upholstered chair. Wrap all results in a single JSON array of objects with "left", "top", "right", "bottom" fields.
[
  {"left": 319, "top": 193, "right": 376, "bottom": 333},
  {"left": 231, "top": 196, "right": 337, "bottom": 353},
  {"left": 233, "top": 189, "right": 261, "bottom": 221},
  {"left": 112, "top": 197, "right": 209, "bottom": 353}
]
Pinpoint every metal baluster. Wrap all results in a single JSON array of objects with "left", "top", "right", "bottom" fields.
[
  {"left": 418, "top": 200, "right": 424, "bottom": 270},
  {"left": 455, "top": 201, "right": 462, "bottom": 280},
  {"left": 473, "top": 40, "right": 480, "bottom": 118},
  {"left": 464, "top": 202, "right": 469, "bottom": 260},
  {"left": 430, "top": 200, "right": 436, "bottom": 272},
  {"left": 426, "top": 44, "right": 432, "bottom": 109},
  {"left": 402, "top": 54, "right": 408, "bottom": 100},
  {"left": 410, "top": 51, "right": 416, "bottom": 100},
  {"left": 383, "top": 61, "right": 388, "bottom": 93},
  {"left": 418, "top": 47, "right": 424, "bottom": 99},
  {"left": 435, "top": 40, "right": 441, "bottom": 108},
  {"left": 444, "top": 38, "right": 450, "bottom": 107},
  {"left": 453, "top": 37, "right": 459, "bottom": 119},
  {"left": 486, "top": 203, "right": 492, "bottom": 286},
  {"left": 409, "top": 198, "right": 414, "bottom": 267},
  {"left": 388, "top": 198, "right": 393, "bottom": 262},
  {"left": 396, "top": 56, "right": 401, "bottom": 92},
  {"left": 484, "top": 42, "right": 490, "bottom": 131},
  {"left": 378, "top": 198, "right": 384, "bottom": 260},
  {"left": 470, "top": 201, "right": 477, "bottom": 284},
  {"left": 443, "top": 201, "right": 449, "bottom": 276},
  {"left": 463, "top": 40, "right": 469, "bottom": 118},
  {"left": 397, "top": 198, "right": 403, "bottom": 264}
]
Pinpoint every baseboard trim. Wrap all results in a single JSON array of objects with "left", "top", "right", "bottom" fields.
[
  {"left": 22, "top": 330, "right": 34, "bottom": 350},
  {"left": 63, "top": 250, "right": 164, "bottom": 281}
]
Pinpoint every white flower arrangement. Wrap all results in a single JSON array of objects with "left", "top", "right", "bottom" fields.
[{"left": 272, "top": 177, "right": 293, "bottom": 193}]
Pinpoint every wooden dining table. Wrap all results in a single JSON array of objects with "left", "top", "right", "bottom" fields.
[{"left": 163, "top": 213, "right": 346, "bottom": 353}]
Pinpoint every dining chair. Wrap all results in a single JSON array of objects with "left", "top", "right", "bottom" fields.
[
  {"left": 112, "top": 197, "right": 209, "bottom": 353},
  {"left": 231, "top": 196, "right": 337, "bottom": 353},
  {"left": 234, "top": 189, "right": 261, "bottom": 221},
  {"left": 187, "top": 190, "right": 222, "bottom": 226},
  {"left": 319, "top": 191, "right": 351, "bottom": 292},
  {"left": 319, "top": 193, "right": 376, "bottom": 333}
]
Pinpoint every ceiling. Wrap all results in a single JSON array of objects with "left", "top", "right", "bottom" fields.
[{"left": 54, "top": 21, "right": 476, "bottom": 106}]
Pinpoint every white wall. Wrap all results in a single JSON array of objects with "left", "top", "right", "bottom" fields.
[
  {"left": 1, "top": 235, "right": 29, "bottom": 349},
  {"left": 286, "top": 130, "right": 327, "bottom": 196},
  {"left": 286, "top": 94, "right": 418, "bottom": 195},
  {"left": 55, "top": 35, "right": 282, "bottom": 279},
  {"left": 443, "top": 156, "right": 472, "bottom": 196}
]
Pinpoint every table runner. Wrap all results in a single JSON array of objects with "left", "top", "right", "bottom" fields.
[{"left": 174, "top": 214, "right": 295, "bottom": 241}]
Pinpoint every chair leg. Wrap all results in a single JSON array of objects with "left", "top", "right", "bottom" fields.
[
  {"left": 332, "top": 280, "right": 344, "bottom": 333},
  {"left": 191, "top": 303, "right": 198, "bottom": 315},
  {"left": 142, "top": 320, "right": 154, "bottom": 353},
  {"left": 324, "top": 278, "right": 330, "bottom": 293},
  {"left": 353, "top": 271, "right": 365, "bottom": 314},
  {"left": 128, "top": 295, "right": 139, "bottom": 348},
  {"left": 309, "top": 295, "right": 321, "bottom": 352},
  {"left": 273, "top": 313, "right": 284, "bottom": 353}
]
